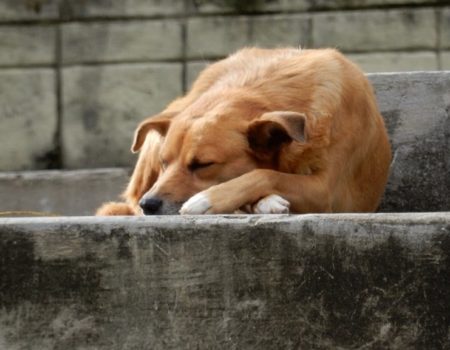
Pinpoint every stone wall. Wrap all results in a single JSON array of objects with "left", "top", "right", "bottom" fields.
[{"left": 0, "top": 0, "right": 449, "bottom": 171}]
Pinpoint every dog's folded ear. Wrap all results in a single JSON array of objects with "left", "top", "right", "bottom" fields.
[
  {"left": 247, "top": 111, "right": 307, "bottom": 153},
  {"left": 131, "top": 113, "right": 173, "bottom": 153}
]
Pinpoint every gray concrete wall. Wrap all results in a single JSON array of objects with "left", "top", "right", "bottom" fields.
[
  {"left": 0, "top": 0, "right": 449, "bottom": 170},
  {"left": 1, "top": 71, "right": 448, "bottom": 215},
  {"left": 0, "top": 213, "right": 449, "bottom": 349}
]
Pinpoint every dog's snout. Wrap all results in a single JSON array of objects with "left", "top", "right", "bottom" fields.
[{"left": 139, "top": 196, "right": 163, "bottom": 215}]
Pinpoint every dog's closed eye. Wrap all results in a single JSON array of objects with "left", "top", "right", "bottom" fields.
[{"left": 188, "top": 160, "right": 215, "bottom": 172}]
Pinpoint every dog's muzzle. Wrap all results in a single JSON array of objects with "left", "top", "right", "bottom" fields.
[{"left": 139, "top": 196, "right": 181, "bottom": 215}]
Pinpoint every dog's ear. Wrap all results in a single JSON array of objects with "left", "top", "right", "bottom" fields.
[
  {"left": 131, "top": 114, "right": 172, "bottom": 153},
  {"left": 247, "top": 111, "right": 307, "bottom": 153}
]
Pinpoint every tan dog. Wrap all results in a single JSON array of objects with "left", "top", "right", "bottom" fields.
[{"left": 97, "top": 47, "right": 391, "bottom": 216}]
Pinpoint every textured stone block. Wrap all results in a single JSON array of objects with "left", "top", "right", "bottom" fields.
[
  {"left": 249, "top": 14, "right": 311, "bottom": 48},
  {"left": 0, "top": 169, "right": 129, "bottom": 216},
  {"left": 187, "top": 16, "right": 250, "bottom": 58},
  {"left": 312, "top": 8, "right": 436, "bottom": 51},
  {"left": 349, "top": 51, "right": 438, "bottom": 72},
  {"left": 62, "top": 64, "right": 183, "bottom": 168},
  {"left": 0, "top": 0, "right": 58, "bottom": 21},
  {"left": 187, "top": 14, "right": 310, "bottom": 58},
  {"left": 441, "top": 7, "right": 450, "bottom": 48},
  {"left": 0, "top": 69, "right": 57, "bottom": 171},
  {"left": 441, "top": 51, "right": 450, "bottom": 69},
  {"left": 0, "top": 214, "right": 449, "bottom": 349},
  {"left": 370, "top": 72, "right": 450, "bottom": 212},
  {"left": 188, "top": 0, "right": 309, "bottom": 13},
  {"left": 60, "top": 0, "right": 185, "bottom": 18},
  {"left": 62, "top": 20, "right": 183, "bottom": 64},
  {"left": 312, "top": 0, "right": 443, "bottom": 9},
  {"left": 189, "top": 0, "right": 441, "bottom": 13},
  {"left": 0, "top": 25, "right": 56, "bottom": 65}
]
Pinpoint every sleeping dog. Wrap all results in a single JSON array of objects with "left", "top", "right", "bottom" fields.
[{"left": 97, "top": 47, "right": 391, "bottom": 215}]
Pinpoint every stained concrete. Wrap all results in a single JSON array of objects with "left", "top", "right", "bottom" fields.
[
  {"left": 0, "top": 168, "right": 129, "bottom": 216},
  {"left": 369, "top": 72, "right": 450, "bottom": 212},
  {"left": 0, "top": 213, "right": 449, "bottom": 349}
]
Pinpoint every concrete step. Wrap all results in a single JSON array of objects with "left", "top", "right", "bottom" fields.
[
  {"left": 1, "top": 71, "right": 449, "bottom": 215},
  {"left": 0, "top": 168, "right": 129, "bottom": 216},
  {"left": 0, "top": 214, "right": 449, "bottom": 349}
]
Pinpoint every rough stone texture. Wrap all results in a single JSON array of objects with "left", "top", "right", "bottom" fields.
[
  {"left": 312, "top": 0, "right": 444, "bottom": 7},
  {"left": 60, "top": 0, "right": 185, "bottom": 19},
  {"left": 188, "top": 0, "right": 309, "bottom": 13},
  {"left": 0, "top": 169, "right": 129, "bottom": 216},
  {"left": 0, "top": 213, "right": 449, "bottom": 349},
  {"left": 0, "top": 25, "right": 56, "bottom": 66},
  {"left": 0, "top": 0, "right": 59, "bottom": 21},
  {"left": 349, "top": 51, "right": 439, "bottom": 72},
  {"left": 187, "top": 15, "right": 310, "bottom": 58},
  {"left": 187, "top": 16, "right": 250, "bottom": 58},
  {"left": 441, "top": 51, "right": 450, "bottom": 69},
  {"left": 62, "top": 20, "right": 183, "bottom": 64},
  {"left": 187, "top": 14, "right": 310, "bottom": 58},
  {"left": 185, "top": 8, "right": 446, "bottom": 57},
  {"left": 0, "top": 69, "right": 57, "bottom": 171},
  {"left": 249, "top": 15, "right": 311, "bottom": 48},
  {"left": 312, "top": 8, "right": 437, "bottom": 51},
  {"left": 61, "top": 63, "right": 183, "bottom": 168},
  {"left": 442, "top": 7, "right": 450, "bottom": 49},
  {"left": 189, "top": 0, "right": 443, "bottom": 13},
  {"left": 369, "top": 72, "right": 450, "bottom": 212}
]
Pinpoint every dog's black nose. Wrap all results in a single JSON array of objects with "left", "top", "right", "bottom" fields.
[{"left": 139, "top": 196, "right": 163, "bottom": 215}]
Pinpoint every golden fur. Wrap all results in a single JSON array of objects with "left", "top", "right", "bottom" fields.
[{"left": 96, "top": 47, "right": 391, "bottom": 216}]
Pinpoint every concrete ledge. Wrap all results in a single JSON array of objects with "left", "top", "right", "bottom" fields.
[
  {"left": 0, "top": 168, "right": 129, "bottom": 216},
  {"left": 0, "top": 214, "right": 449, "bottom": 349}
]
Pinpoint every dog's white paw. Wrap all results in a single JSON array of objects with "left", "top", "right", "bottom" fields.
[
  {"left": 180, "top": 192, "right": 212, "bottom": 215},
  {"left": 253, "top": 194, "right": 290, "bottom": 214}
]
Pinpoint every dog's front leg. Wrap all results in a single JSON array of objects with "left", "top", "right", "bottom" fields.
[{"left": 180, "top": 169, "right": 331, "bottom": 214}]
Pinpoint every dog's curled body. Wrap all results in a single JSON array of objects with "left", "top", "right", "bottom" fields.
[{"left": 96, "top": 47, "right": 391, "bottom": 216}]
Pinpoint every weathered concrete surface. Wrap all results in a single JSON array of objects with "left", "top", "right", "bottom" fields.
[
  {"left": 0, "top": 25, "right": 56, "bottom": 66},
  {"left": 187, "top": 8, "right": 438, "bottom": 59},
  {"left": 61, "top": 63, "right": 183, "bottom": 168},
  {"left": 0, "top": 169, "right": 129, "bottom": 216},
  {"left": 368, "top": 72, "right": 450, "bottom": 212},
  {"left": 442, "top": 7, "right": 450, "bottom": 49},
  {"left": 0, "top": 213, "right": 449, "bottom": 349},
  {"left": 190, "top": 0, "right": 443, "bottom": 14},
  {"left": 442, "top": 51, "right": 450, "bottom": 69},
  {"left": 0, "top": 69, "right": 57, "bottom": 171},
  {"left": 62, "top": 20, "right": 183, "bottom": 64},
  {"left": 312, "top": 8, "right": 436, "bottom": 51},
  {"left": 0, "top": 0, "right": 59, "bottom": 21},
  {"left": 60, "top": 0, "right": 185, "bottom": 18},
  {"left": 349, "top": 51, "right": 439, "bottom": 73}
]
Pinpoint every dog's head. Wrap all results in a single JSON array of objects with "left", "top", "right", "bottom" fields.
[{"left": 130, "top": 95, "right": 308, "bottom": 215}]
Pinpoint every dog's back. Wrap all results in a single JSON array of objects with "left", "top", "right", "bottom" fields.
[{"left": 184, "top": 48, "right": 391, "bottom": 211}]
